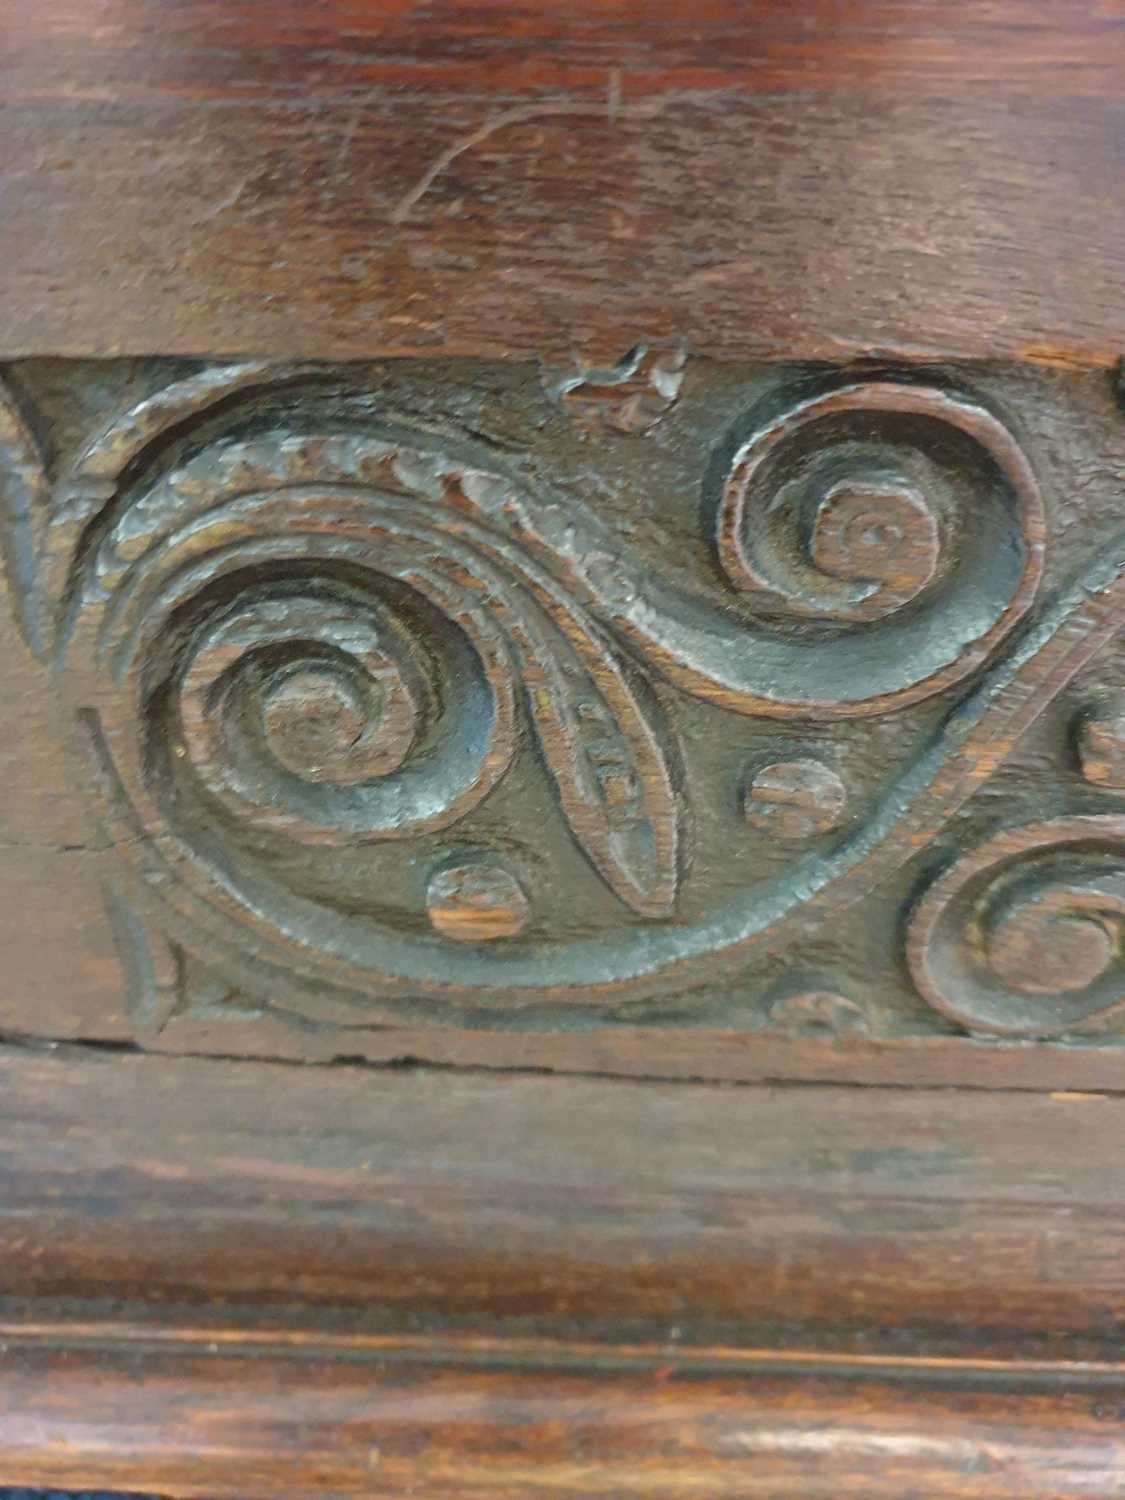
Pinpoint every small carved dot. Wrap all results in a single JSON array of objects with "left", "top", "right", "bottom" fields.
[
  {"left": 1076, "top": 697, "right": 1125, "bottom": 788},
  {"left": 744, "top": 760, "right": 847, "bottom": 839},
  {"left": 426, "top": 863, "right": 529, "bottom": 942}
]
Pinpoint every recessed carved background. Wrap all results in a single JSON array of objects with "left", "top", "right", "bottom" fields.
[{"left": 4, "top": 353, "right": 1125, "bottom": 1071}]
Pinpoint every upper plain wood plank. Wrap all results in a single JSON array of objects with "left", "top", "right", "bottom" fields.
[{"left": 2, "top": 2, "right": 1125, "bottom": 365}]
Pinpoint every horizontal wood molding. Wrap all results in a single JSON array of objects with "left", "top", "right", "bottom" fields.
[
  {"left": 1, "top": 1324, "right": 1124, "bottom": 1499},
  {"left": 0, "top": 1044, "right": 1122, "bottom": 1494},
  {"left": 9, "top": 1, "right": 1123, "bottom": 100},
  {"left": 0, "top": 1045, "right": 1121, "bottom": 1347}
]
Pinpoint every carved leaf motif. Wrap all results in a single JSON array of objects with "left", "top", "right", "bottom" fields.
[
  {"left": 102, "top": 881, "right": 183, "bottom": 1040},
  {"left": 43, "top": 360, "right": 1125, "bottom": 1036},
  {"left": 446, "top": 467, "right": 679, "bottom": 915},
  {"left": 545, "top": 342, "right": 687, "bottom": 434},
  {"left": 516, "top": 604, "right": 678, "bottom": 919}
]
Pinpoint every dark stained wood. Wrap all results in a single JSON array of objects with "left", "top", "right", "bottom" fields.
[
  {"left": 0, "top": 1047, "right": 1123, "bottom": 1494},
  {"left": 9, "top": 0, "right": 1124, "bottom": 99},
  {"left": 3, "top": 1330, "right": 1125, "bottom": 1499},
  {"left": 1, "top": 3, "right": 1125, "bottom": 366},
  {"left": 1, "top": 1047, "right": 1124, "bottom": 1351},
  {"left": 3, "top": 5, "right": 1125, "bottom": 1491},
  {"left": 6, "top": 354, "right": 1125, "bottom": 1085}
]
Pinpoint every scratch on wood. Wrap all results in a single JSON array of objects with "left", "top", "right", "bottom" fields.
[
  {"left": 193, "top": 177, "right": 252, "bottom": 226},
  {"left": 607, "top": 68, "right": 622, "bottom": 124},
  {"left": 391, "top": 94, "right": 677, "bottom": 225},
  {"left": 330, "top": 106, "right": 363, "bottom": 188}
]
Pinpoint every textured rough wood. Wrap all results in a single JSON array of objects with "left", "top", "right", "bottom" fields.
[{"left": 2, "top": 4, "right": 1125, "bottom": 366}]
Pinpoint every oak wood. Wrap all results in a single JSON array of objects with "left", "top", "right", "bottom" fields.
[
  {"left": 0, "top": 1046, "right": 1122, "bottom": 1495},
  {"left": 2, "top": 2, "right": 1125, "bottom": 367},
  {"left": 0, "top": 1046, "right": 1122, "bottom": 1350},
  {"left": 6, "top": 354, "right": 1125, "bottom": 1083},
  {"left": 2, "top": 1330, "right": 1124, "bottom": 1500},
  {"left": 2, "top": 3, "right": 1125, "bottom": 1491}
]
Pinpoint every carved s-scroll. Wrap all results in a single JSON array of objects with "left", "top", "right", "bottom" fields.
[
  {"left": 30, "top": 360, "right": 1125, "bottom": 1030},
  {"left": 506, "top": 380, "right": 1046, "bottom": 716}
]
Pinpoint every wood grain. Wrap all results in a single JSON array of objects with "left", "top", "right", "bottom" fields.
[
  {"left": 1, "top": 1046, "right": 1124, "bottom": 1350},
  {"left": 2, "top": 2, "right": 1125, "bottom": 366},
  {"left": 7, "top": 354, "right": 1125, "bottom": 1084},
  {"left": 2, "top": 1330, "right": 1124, "bottom": 1499},
  {"left": 3, "top": 7, "right": 1125, "bottom": 1489},
  {"left": 0, "top": 1046, "right": 1123, "bottom": 1494}
]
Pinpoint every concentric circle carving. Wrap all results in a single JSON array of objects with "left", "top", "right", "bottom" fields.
[
  {"left": 713, "top": 382, "right": 1045, "bottom": 708},
  {"left": 173, "top": 574, "right": 506, "bottom": 845},
  {"left": 907, "top": 816, "right": 1125, "bottom": 1037}
]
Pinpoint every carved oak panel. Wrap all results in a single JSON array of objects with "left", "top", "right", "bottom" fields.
[{"left": 4, "top": 353, "right": 1125, "bottom": 1080}]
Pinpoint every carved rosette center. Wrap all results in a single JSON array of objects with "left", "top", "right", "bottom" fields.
[{"left": 985, "top": 901, "right": 1117, "bottom": 996}]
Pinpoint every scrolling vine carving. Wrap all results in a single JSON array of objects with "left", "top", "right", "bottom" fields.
[{"left": 3, "top": 355, "right": 1125, "bottom": 1056}]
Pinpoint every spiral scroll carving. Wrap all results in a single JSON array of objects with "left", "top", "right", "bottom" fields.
[
  {"left": 65, "top": 423, "right": 681, "bottom": 951},
  {"left": 11, "top": 360, "right": 1125, "bottom": 1032},
  {"left": 907, "top": 817, "right": 1125, "bottom": 1037},
  {"left": 176, "top": 584, "right": 501, "bottom": 844},
  {"left": 711, "top": 382, "right": 1045, "bottom": 703}
]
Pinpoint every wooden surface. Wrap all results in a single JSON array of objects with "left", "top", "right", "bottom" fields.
[
  {"left": 1, "top": 2, "right": 1124, "bottom": 366},
  {"left": 0, "top": 1046, "right": 1123, "bottom": 1495},
  {"left": 6, "top": 355, "right": 1125, "bottom": 1085},
  {"left": 3, "top": 3, "right": 1125, "bottom": 1492},
  {"left": 0, "top": 1046, "right": 1123, "bottom": 1348},
  {"left": 4, "top": 1333, "right": 1125, "bottom": 1499}
]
